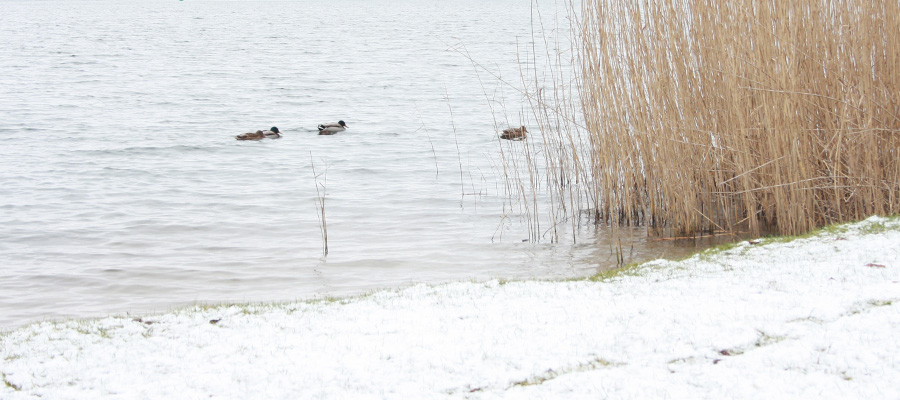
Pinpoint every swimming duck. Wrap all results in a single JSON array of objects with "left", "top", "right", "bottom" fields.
[
  {"left": 236, "top": 127, "right": 281, "bottom": 140},
  {"left": 318, "top": 120, "right": 348, "bottom": 135},
  {"left": 500, "top": 126, "right": 527, "bottom": 140}
]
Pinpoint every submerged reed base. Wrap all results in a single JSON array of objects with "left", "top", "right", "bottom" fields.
[{"left": 569, "top": 0, "right": 900, "bottom": 236}]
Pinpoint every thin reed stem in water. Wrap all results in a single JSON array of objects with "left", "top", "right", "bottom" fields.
[
  {"left": 310, "top": 154, "right": 329, "bottom": 256},
  {"left": 443, "top": 88, "right": 465, "bottom": 203},
  {"left": 413, "top": 101, "right": 440, "bottom": 179}
]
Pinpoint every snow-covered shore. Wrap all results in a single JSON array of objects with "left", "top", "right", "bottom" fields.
[{"left": 2, "top": 216, "right": 899, "bottom": 399}]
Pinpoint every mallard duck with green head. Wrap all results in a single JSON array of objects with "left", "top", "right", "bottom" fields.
[{"left": 318, "top": 120, "right": 348, "bottom": 135}]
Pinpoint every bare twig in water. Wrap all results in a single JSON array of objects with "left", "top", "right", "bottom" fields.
[
  {"left": 443, "top": 87, "right": 465, "bottom": 203},
  {"left": 413, "top": 101, "right": 440, "bottom": 178},
  {"left": 310, "top": 154, "right": 329, "bottom": 256}
]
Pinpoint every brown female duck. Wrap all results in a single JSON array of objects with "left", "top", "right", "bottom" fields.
[
  {"left": 236, "top": 127, "right": 282, "bottom": 141},
  {"left": 500, "top": 126, "right": 527, "bottom": 140}
]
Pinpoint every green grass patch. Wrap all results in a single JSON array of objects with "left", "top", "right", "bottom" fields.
[
  {"left": 586, "top": 262, "right": 648, "bottom": 282},
  {"left": 2, "top": 372, "right": 21, "bottom": 391},
  {"left": 867, "top": 299, "right": 894, "bottom": 307},
  {"left": 694, "top": 241, "right": 742, "bottom": 261},
  {"left": 860, "top": 221, "right": 888, "bottom": 235},
  {"left": 585, "top": 215, "right": 900, "bottom": 281}
]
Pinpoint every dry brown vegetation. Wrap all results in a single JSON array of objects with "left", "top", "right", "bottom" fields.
[{"left": 529, "top": 0, "right": 900, "bottom": 237}]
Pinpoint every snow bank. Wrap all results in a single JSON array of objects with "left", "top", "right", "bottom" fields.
[{"left": 2, "top": 216, "right": 899, "bottom": 399}]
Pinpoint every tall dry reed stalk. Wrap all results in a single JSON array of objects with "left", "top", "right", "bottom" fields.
[{"left": 572, "top": 0, "right": 900, "bottom": 235}]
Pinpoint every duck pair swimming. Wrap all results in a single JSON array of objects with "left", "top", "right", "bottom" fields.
[
  {"left": 235, "top": 120, "right": 349, "bottom": 140},
  {"left": 318, "top": 120, "right": 348, "bottom": 135},
  {"left": 236, "top": 127, "right": 281, "bottom": 141}
]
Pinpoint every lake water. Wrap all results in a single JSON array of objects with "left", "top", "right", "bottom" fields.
[{"left": 0, "top": 0, "right": 721, "bottom": 330}]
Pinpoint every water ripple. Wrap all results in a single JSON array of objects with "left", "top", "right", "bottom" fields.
[{"left": 0, "top": 0, "right": 714, "bottom": 330}]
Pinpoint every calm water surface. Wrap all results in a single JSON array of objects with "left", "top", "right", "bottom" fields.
[{"left": 0, "top": 0, "right": 719, "bottom": 329}]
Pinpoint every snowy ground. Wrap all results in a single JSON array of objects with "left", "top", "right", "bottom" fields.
[{"left": 2, "top": 216, "right": 899, "bottom": 399}]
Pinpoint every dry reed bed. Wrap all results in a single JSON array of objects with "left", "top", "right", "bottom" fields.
[{"left": 557, "top": 0, "right": 900, "bottom": 236}]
